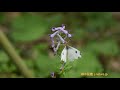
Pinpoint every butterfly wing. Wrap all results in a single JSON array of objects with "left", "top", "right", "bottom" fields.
[
  {"left": 61, "top": 46, "right": 67, "bottom": 62},
  {"left": 67, "top": 46, "right": 81, "bottom": 61}
]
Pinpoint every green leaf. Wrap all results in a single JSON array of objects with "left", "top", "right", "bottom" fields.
[
  {"left": 73, "top": 28, "right": 87, "bottom": 40},
  {"left": 0, "top": 51, "right": 9, "bottom": 63},
  {"left": 105, "top": 71, "right": 120, "bottom": 78},
  {"left": 45, "top": 13, "right": 63, "bottom": 27},
  {"left": 10, "top": 13, "right": 48, "bottom": 42},
  {"left": 86, "top": 39, "right": 119, "bottom": 56},
  {"left": 0, "top": 13, "right": 6, "bottom": 24},
  {"left": 85, "top": 12, "right": 117, "bottom": 31},
  {"left": 33, "top": 54, "right": 60, "bottom": 77},
  {"left": 64, "top": 50, "right": 103, "bottom": 78}
]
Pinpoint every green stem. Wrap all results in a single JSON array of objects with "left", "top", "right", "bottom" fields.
[{"left": 0, "top": 29, "right": 34, "bottom": 78}]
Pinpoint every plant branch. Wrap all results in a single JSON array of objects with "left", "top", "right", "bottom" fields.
[{"left": 0, "top": 28, "right": 34, "bottom": 78}]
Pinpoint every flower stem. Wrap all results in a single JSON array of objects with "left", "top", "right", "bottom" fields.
[{"left": 0, "top": 29, "right": 34, "bottom": 78}]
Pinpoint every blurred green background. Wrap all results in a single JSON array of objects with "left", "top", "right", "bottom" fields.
[{"left": 0, "top": 12, "right": 120, "bottom": 78}]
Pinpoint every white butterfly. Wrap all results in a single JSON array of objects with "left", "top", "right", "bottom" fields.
[{"left": 61, "top": 46, "right": 81, "bottom": 62}]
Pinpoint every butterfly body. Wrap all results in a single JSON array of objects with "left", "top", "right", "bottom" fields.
[{"left": 61, "top": 45, "right": 81, "bottom": 62}]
